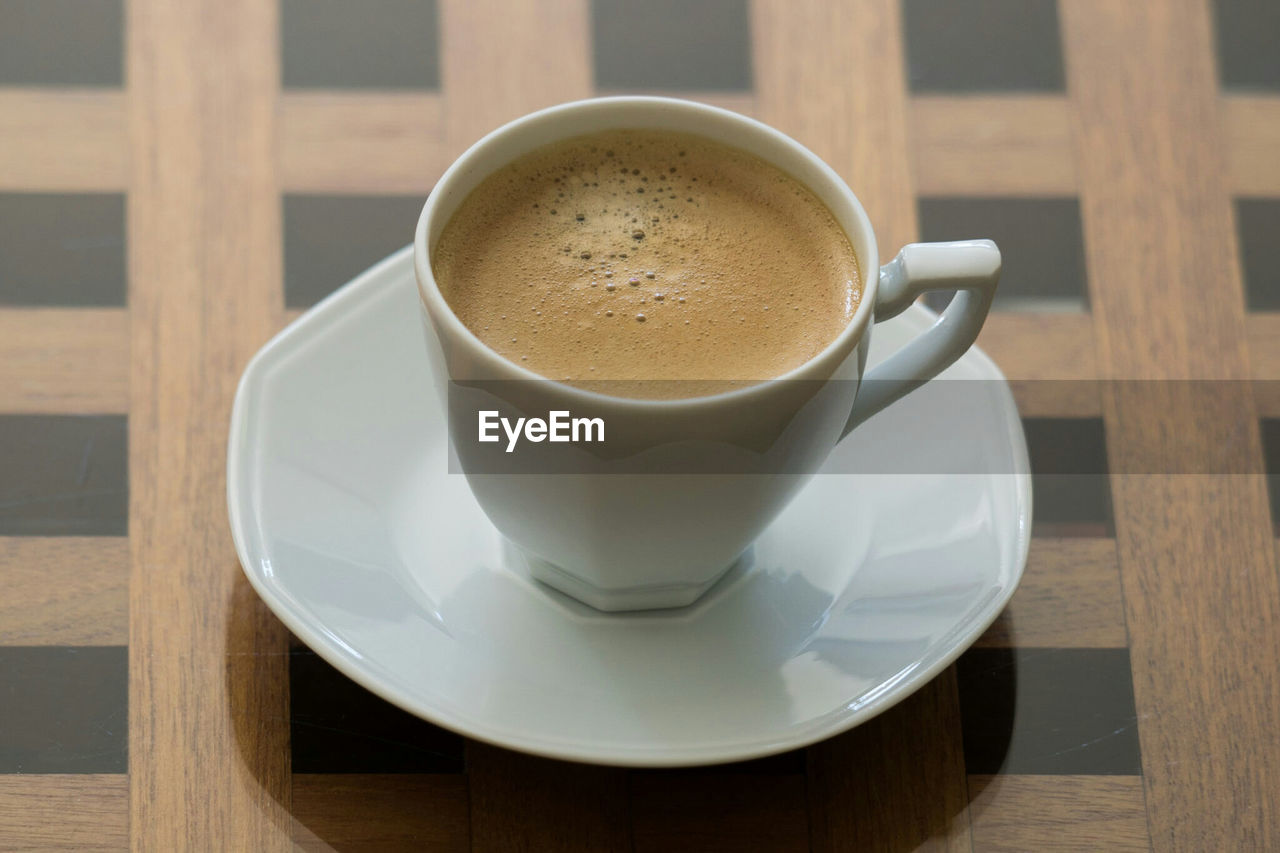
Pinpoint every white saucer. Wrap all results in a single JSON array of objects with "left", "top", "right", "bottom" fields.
[{"left": 228, "top": 247, "right": 1031, "bottom": 767}]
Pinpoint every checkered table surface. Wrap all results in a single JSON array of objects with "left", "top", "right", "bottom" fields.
[{"left": 1, "top": 0, "right": 1278, "bottom": 849}]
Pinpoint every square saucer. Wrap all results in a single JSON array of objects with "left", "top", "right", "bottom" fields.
[{"left": 228, "top": 247, "right": 1031, "bottom": 766}]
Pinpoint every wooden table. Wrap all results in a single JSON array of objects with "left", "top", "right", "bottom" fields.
[{"left": 2, "top": 0, "right": 1278, "bottom": 849}]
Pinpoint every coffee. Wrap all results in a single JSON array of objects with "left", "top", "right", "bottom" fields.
[{"left": 431, "top": 129, "right": 861, "bottom": 396}]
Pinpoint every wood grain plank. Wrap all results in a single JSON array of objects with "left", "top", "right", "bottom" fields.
[
  {"left": 292, "top": 775, "right": 469, "bottom": 852},
  {"left": 466, "top": 744, "right": 630, "bottom": 853},
  {"left": 440, "top": 0, "right": 592, "bottom": 151},
  {"left": 1248, "top": 314, "right": 1280, "bottom": 379},
  {"left": 911, "top": 96, "right": 1077, "bottom": 195},
  {"left": 977, "top": 313, "right": 1097, "bottom": 380},
  {"left": 753, "top": 0, "right": 916, "bottom": 258},
  {"left": 755, "top": 3, "right": 968, "bottom": 849},
  {"left": 630, "top": 772, "right": 808, "bottom": 852},
  {"left": 967, "top": 775, "right": 1149, "bottom": 852},
  {"left": 977, "top": 313, "right": 1101, "bottom": 417},
  {"left": 127, "top": 0, "right": 291, "bottom": 848},
  {"left": 806, "top": 670, "right": 972, "bottom": 851},
  {"left": 0, "top": 310, "right": 128, "bottom": 414},
  {"left": 1062, "top": 1, "right": 1280, "bottom": 848},
  {"left": 1222, "top": 96, "right": 1280, "bottom": 196},
  {"left": 0, "top": 775, "right": 128, "bottom": 851},
  {"left": 0, "top": 90, "right": 128, "bottom": 191},
  {"left": 0, "top": 538, "right": 128, "bottom": 645},
  {"left": 976, "top": 539, "right": 1125, "bottom": 648},
  {"left": 278, "top": 92, "right": 451, "bottom": 193}
]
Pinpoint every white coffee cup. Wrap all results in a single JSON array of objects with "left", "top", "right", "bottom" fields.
[{"left": 414, "top": 96, "right": 1000, "bottom": 611}]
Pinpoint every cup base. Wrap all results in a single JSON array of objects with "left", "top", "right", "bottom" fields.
[{"left": 519, "top": 550, "right": 741, "bottom": 612}]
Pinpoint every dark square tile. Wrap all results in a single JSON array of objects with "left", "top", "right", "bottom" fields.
[
  {"left": 1023, "top": 417, "right": 1114, "bottom": 537},
  {"left": 1263, "top": 419, "right": 1280, "bottom": 534},
  {"left": 957, "top": 647, "right": 1141, "bottom": 775},
  {"left": 280, "top": 0, "right": 439, "bottom": 90},
  {"left": 0, "top": 646, "right": 128, "bottom": 773},
  {"left": 1236, "top": 199, "right": 1280, "bottom": 311},
  {"left": 918, "top": 197, "right": 1086, "bottom": 314},
  {"left": 0, "top": 0, "right": 122, "bottom": 86},
  {"left": 591, "top": 0, "right": 752, "bottom": 91},
  {"left": 1212, "top": 0, "right": 1280, "bottom": 91},
  {"left": 0, "top": 415, "right": 127, "bottom": 536},
  {"left": 283, "top": 194, "right": 425, "bottom": 307},
  {"left": 0, "top": 193, "right": 126, "bottom": 307},
  {"left": 290, "top": 649, "right": 464, "bottom": 773},
  {"left": 903, "top": 0, "right": 1064, "bottom": 93}
]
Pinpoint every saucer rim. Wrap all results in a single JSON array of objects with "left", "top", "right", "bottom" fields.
[{"left": 227, "top": 246, "right": 1032, "bottom": 767}]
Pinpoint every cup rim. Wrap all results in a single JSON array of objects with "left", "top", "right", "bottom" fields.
[{"left": 413, "top": 95, "right": 881, "bottom": 410}]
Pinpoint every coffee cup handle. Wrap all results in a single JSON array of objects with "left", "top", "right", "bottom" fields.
[{"left": 842, "top": 239, "right": 1001, "bottom": 437}]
